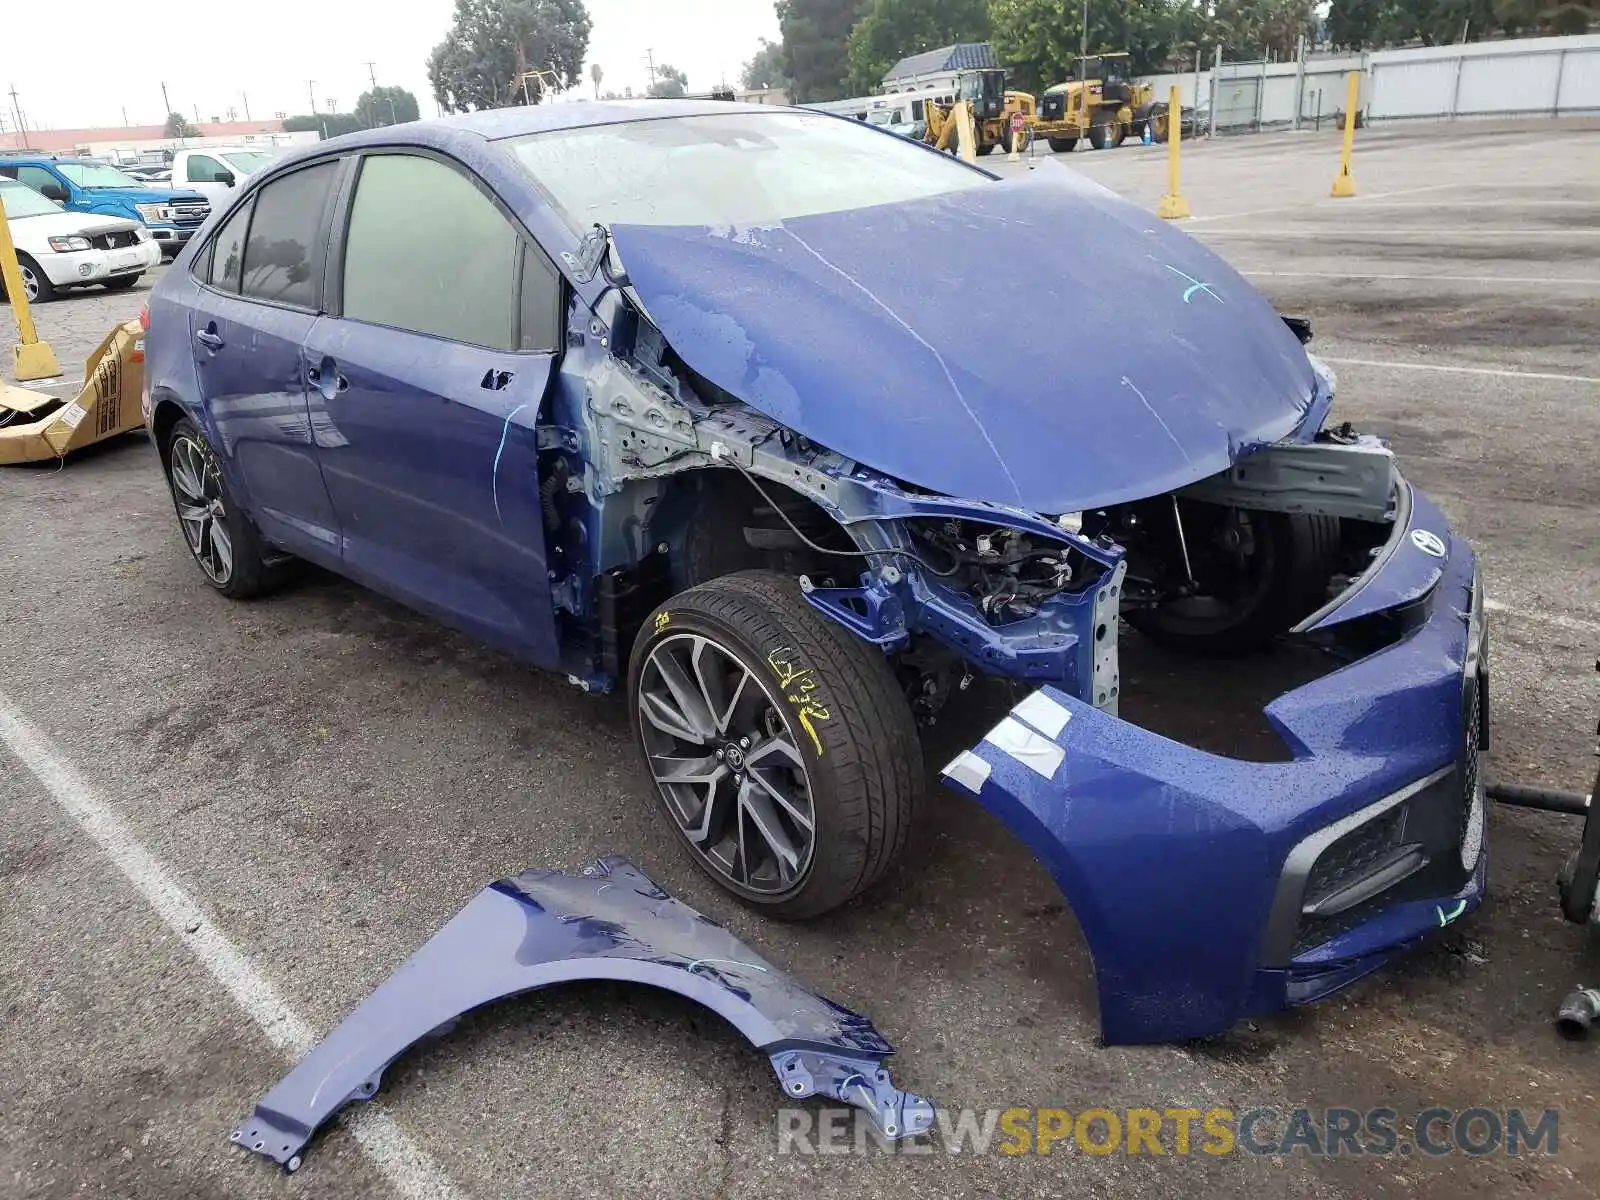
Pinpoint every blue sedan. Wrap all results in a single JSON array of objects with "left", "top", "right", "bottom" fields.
[{"left": 143, "top": 101, "right": 1485, "bottom": 1043}]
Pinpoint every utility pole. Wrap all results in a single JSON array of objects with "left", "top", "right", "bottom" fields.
[
  {"left": 645, "top": 48, "right": 656, "bottom": 92},
  {"left": 160, "top": 80, "right": 172, "bottom": 120},
  {"left": 121, "top": 105, "right": 129, "bottom": 126},
  {"left": 7, "top": 84, "right": 26, "bottom": 146},
  {"left": 242, "top": 92, "right": 251, "bottom": 120},
  {"left": 308, "top": 80, "right": 317, "bottom": 115},
  {"left": 364, "top": 61, "right": 379, "bottom": 90}
]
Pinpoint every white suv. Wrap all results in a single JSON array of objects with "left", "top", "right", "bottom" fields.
[{"left": 0, "top": 178, "right": 161, "bottom": 302}]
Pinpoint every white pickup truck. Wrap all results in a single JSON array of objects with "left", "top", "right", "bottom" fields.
[{"left": 168, "top": 146, "right": 283, "bottom": 206}]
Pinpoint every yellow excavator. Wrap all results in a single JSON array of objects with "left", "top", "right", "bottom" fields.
[{"left": 1027, "top": 54, "right": 1159, "bottom": 152}]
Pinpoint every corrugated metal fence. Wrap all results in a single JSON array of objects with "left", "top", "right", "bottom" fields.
[{"left": 1140, "top": 33, "right": 1600, "bottom": 134}]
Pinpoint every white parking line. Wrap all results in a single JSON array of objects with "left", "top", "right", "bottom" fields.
[
  {"left": 1318, "top": 356, "right": 1600, "bottom": 385},
  {"left": 0, "top": 694, "right": 465, "bottom": 1200},
  {"left": 1183, "top": 183, "right": 1467, "bottom": 224},
  {"left": 1484, "top": 600, "right": 1600, "bottom": 636}
]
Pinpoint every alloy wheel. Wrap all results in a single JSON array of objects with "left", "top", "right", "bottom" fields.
[
  {"left": 637, "top": 633, "right": 817, "bottom": 895},
  {"left": 19, "top": 264, "right": 39, "bottom": 303},
  {"left": 168, "top": 435, "right": 234, "bottom": 585}
]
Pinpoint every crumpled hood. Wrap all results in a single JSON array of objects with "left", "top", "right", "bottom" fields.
[{"left": 611, "top": 161, "right": 1316, "bottom": 514}]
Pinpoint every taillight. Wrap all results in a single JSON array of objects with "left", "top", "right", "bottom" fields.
[{"left": 139, "top": 305, "right": 150, "bottom": 331}]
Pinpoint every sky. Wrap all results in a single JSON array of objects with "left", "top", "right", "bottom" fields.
[{"left": 2, "top": 0, "right": 783, "bottom": 134}]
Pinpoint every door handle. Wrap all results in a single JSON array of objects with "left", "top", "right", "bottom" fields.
[
  {"left": 195, "top": 327, "right": 224, "bottom": 350},
  {"left": 307, "top": 357, "right": 348, "bottom": 399}
]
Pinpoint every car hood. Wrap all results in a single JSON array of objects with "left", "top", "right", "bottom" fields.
[
  {"left": 81, "top": 185, "right": 205, "bottom": 205},
  {"left": 611, "top": 161, "right": 1316, "bottom": 513},
  {"left": 6, "top": 209, "right": 141, "bottom": 240}
]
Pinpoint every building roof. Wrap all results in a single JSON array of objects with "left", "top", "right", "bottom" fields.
[
  {"left": 882, "top": 42, "right": 999, "bottom": 85},
  {"left": 0, "top": 120, "right": 287, "bottom": 152}
]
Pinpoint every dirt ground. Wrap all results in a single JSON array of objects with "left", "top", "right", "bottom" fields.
[{"left": 1, "top": 120, "right": 1597, "bottom": 1200}]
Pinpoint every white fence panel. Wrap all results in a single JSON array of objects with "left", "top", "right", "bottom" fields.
[
  {"left": 1557, "top": 48, "right": 1600, "bottom": 112},
  {"left": 1457, "top": 52, "right": 1562, "bottom": 115},
  {"left": 1369, "top": 56, "right": 1457, "bottom": 120}
]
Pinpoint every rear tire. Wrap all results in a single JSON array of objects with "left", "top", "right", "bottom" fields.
[
  {"left": 1047, "top": 136, "right": 1077, "bottom": 153},
  {"left": 630, "top": 570, "right": 921, "bottom": 919},
  {"left": 976, "top": 141, "right": 995, "bottom": 157},
  {"left": 161, "top": 416, "right": 293, "bottom": 599},
  {"left": 1089, "top": 122, "right": 1121, "bottom": 150}
]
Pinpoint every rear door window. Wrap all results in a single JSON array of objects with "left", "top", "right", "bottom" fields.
[
  {"left": 186, "top": 154, "right": 226, "bottom": 183},
  {"left": 239, "top": 161, "right": 339, "bottom": 310},
  {"left": 205, "top": 197, "right": 254, "bottom": 293},
  {"left": 339, "top": 153, "right": 521, "bottom": 350}
]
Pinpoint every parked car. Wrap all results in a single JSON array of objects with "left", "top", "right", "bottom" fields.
[
  {"left": 123, "top": 165, "right": 174, "bottom": 184},
  {"left": 0, "top": 155, "right": 209, "bottom": 257},
  {"left": 169, "top": 146, "right": 283, "bottom": 206},
  {"left": 0, "top": 178, "right": 161, "bottom": 302},
  {"left": 142, "top": 103, "right": 1484, "bottom": 1044}
]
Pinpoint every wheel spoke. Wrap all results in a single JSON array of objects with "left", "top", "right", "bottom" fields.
[
  {"left": 652, "top": 640, "right": 716, "bottom": 741},
  {"left": 170, "top": 448, "right": 204, "bottom": 501},
  {"left": 209, "top": 518, "right": 233, "bottom": 577},
  {"left": 175, "top": 501, "right": 209, "bottom": 524},
  {"left": 738, "top": 777, "right": 801, "bottom": 879},
  {"left": 745, "top": 759, "right": 814, "bottom": 833},
  {"left": 680, "top": 767, "right": 735, "bottom": 847},
  {"left": 692, "top": 639, "right": 750, "bottom": 736},
  {"left": 651, "top": 752, "right": 725, "bottom": 786},
  {"left": 745, "top": 736, "right": 803, "bottom": 770},
  {"left": 641, "top": 689, "right": 706, "bottom": 745}
]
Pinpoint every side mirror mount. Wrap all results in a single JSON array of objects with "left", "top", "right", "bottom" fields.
[{"left": 216, "top": 170, "right": 237, "bottom": 187}]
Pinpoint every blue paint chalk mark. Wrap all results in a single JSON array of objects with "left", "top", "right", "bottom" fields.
[
  {"left": 492, "top": 402, "right": 530, "bottom": 524},
  {"left": 1164, "top": 263, "right": 1222, "bottom": 305}
]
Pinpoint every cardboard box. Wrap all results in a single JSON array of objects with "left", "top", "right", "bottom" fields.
[{"left": 0, "top": 320, "right": 146, "bottom": 465}]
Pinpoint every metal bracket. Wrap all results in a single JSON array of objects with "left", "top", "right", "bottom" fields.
[
  {"left": 800, "top": 573, "right": 909, "bottom": 649},
  {"left": 769, "top": 1049, "right": 935, "bottom": 1141},
  {"left": 562, "top": 223, "right": 611, "bottom": 284},
  {"left": 1181, "top": 438, "right": 1396, "bottom": 522}
]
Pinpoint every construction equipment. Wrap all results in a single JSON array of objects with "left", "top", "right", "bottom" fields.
[
  {"left": 922, "top": 69, "right": 1034, "bottom": 157},
  {"left": 1, "top": 319, "right": 146, "bottom": 464},
  {"left": 1028, "top": 54, "right": 1157, "bottom": 152}
]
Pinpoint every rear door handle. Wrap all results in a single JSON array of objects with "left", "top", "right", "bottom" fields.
[{"left": 195, "top": 328, "right": 224, "bottom": 350}]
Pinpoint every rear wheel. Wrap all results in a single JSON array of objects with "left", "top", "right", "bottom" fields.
[
  {"left": 1047, "top": 135, "right": 1077, "bottom": 153},
  {"left": 630, "top": 570, "right": 921, "bottom": 918},
  {"left": 1089, "top": 121, "right": 1124, "bottom": 150},
  {"left": 162, "top": 417, "right": 292, "bottom": 599},
  {"left": 976, "top": 140, "right": 995, "bottom": 157}
]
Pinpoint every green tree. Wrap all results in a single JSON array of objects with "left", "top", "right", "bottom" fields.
[
  {"left": 427, "top": 0, "right": 592, "bottom": 112},
  {"left": 740, "top": 37, "right": 793, "bottom": 91},
  {"left": 844, "top": 0, "right": 988, "bottom": 93},
  {"left": 282, "top": 112, "right": 367, "bottom": 138},
  {"left": 163, "top": 112, "right": 198, "bottom": 138},
  {"left": 777, "top": 0, "right": 869, "bottom": 103},
  {"left": 647, "top": 64, "right": 689, "bottom": 97},
  {"left": 355, "top": 86, "right": 421, "bottom": 127},
  {"left": 989, "top": 0, "right": 1181, "bottom": 95},
  {"left": 1325, "top": 0, "right": 1383, "bottom": 47}
]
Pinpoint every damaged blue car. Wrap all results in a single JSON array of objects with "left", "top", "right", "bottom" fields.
[{"left": 143, "top": 101, "right": 1486, "bottom": 1044}]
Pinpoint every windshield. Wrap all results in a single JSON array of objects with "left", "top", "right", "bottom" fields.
[
  {"left": 57, "top": 162, "right": 142, "bottom": 188},
  {"left": 221, "top": 150, "right": 275, "bottom": 173},
  {"left": 504, "top": 111, "right": 988, "bottom": 231},
  {"left": 0, "top": 181, "right": 63, "bottom": 218}
]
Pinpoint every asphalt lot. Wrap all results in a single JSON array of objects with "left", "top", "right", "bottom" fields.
[{"left": 2, "top": 122, "right": 1598, "bottom": 1199}]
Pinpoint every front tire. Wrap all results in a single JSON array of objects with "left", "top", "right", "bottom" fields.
[
  {"left": 14, "top": 254, "right": 54, "bottom": 303},
  {"left": 103, "top": 274, "right": 142, "bottom": 291},
  {"left": 1047, "top": 136, "right": 1077, "bottom": 153},
  {"left": 162, "top": 417, "right": 291, "bottom": 599},
  {"left": 629, "top": 570, "right": 921, "bottom": 919}
]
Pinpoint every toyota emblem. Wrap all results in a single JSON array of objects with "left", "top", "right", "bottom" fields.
[{"left": 1411, "top": 529, "right": 1447, "bottom": 558}]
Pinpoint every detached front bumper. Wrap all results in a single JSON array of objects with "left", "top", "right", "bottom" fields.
[{"left": 942, "top": 485, "right": 1486, "bottom": 1044}]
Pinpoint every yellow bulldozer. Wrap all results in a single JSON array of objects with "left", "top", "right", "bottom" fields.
[
  {"left": 922, "top": 68, "right": 1036, "bottom": 157},
  {"left": 1027, "top": 54, "right": 1162, "bottom": 152}
]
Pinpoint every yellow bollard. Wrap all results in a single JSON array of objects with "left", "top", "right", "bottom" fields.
[
  {"left": 0, "top": 193, "right": 62, "bottom": 381},
  {"left": 1330, "top": 71, "right": 1360, "bottom": 197},
  {"left": 1156, "top": 85, "right": 1191, "bottom": 220}
]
